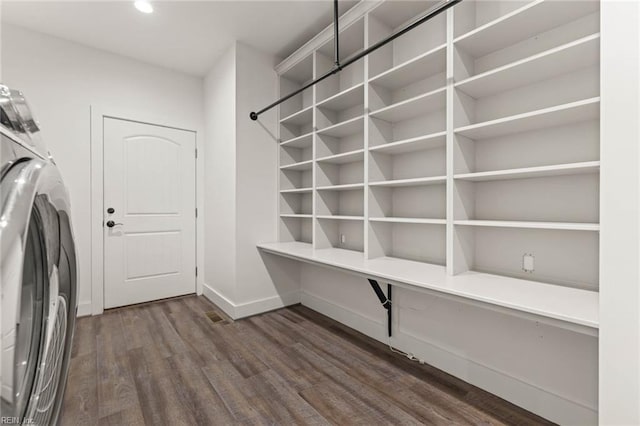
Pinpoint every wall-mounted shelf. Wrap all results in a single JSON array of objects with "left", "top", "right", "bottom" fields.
[
  {"left": 280, "top": 132, "right": 313, "bottom": 148},
  {"left": 454, "top": 161, "right": 600, "bottom": 182},
  {"left": 316, "top": 183, "right": 365, "bottom": 191},
  {"left": 279, "top": 159, "right": 313, "bottom": 171},
  {"left": 454, "top": 97, "right": 600, "bottom": 140},
  {"left": 317, "top": 115, "right": 364, "bottom": 138},
  {"left": 279, "top": 105, "right": 313, "bottom": 126},
  {"left": 369, "top": 87, "right": 446, "bottom": 123},
  {"left": 369, "top": 176, "right": 446, "bottom": 187},
  {"left": 257, "top": 242, "right": 598, "bottom": 331},
  {"left": 316, "top": 149, "right": 365, "bottom": 165},
  {"left": 454, "top": 0, "right": 600, "bottom": 57},
  {"left": 316, "top": 215, "right": 364, "bottom": 221},
  {"left": 454, "top": 220, "right": 600, "bottom": 232},
  {"left": 370, "top": 217, "right": 446, "bottom": 225},
  {"left": 369, "top": 44, "right": 447, "bottom": 90},
  {"left": 280, "top": 187, "right": 313, "bottom": 194},
  {"left": 369, "top": 132, "right": 446, "bottom": 155},
  {"left": 280, "top": 213, "right": 313, "bottom": 219},
  {"left": 316, "top": 83, "right": 365, "bottom": 111},
  {"left": 455, "top": 34, "right": 600, "bottom": 98}
]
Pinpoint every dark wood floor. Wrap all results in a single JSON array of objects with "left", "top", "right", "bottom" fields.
[{"left": 61, "top": 296, "right": 554, "bottom": 426}]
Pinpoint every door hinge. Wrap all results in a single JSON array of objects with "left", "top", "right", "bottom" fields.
[
  {"left": 195, "top": 208, "right": 198, "bottom": 218},
  {"left": 195, "top": 148, "right": 198, "bottom": 158},
  {"left": 195, "top": 267, "right": 198, "bottom": 277}
]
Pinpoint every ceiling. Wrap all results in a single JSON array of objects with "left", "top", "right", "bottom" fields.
[{"left": 1, "top": 0, "right": 359, "bottom": 76}]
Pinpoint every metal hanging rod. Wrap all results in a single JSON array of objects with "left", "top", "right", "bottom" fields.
[{"left": 249, "top": 0, "right": 462, "bottom": 121}]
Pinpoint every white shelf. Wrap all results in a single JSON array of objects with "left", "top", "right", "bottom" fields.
[
  {"left": 370, "top": 217, "right": 446, "bottom": 225},
  {"left": 280, "top": 187, "right": 313, "bottom": 194},
  {"left": 369, "top": 132, "right": 446, "bottom": 155},
  {"left": 369, "top": 87, "right": 446, "bottom": 123},
  {"left": 316, "top": 83, "right": 365, "bottom": 111},
  {"left": 316, "top": 149, "right": 364, "bottom": 165},
  {"left": 454, "top": 0, "right": 600, "bottom": 57},
  {"left": 280, "top": 214, "right": 312, "bottom": 219},
  {"left": 257, "top": 242, "right": 599, "bottom": 330},
  {"left": 369, "top": 44, "right": 447, "bottom": 90},
  {"left": 454, "top": 161, "right": 600, "bottom": 182},
  {"left": 456, "top": 34, "right": 600, "bottom": 99},
  {"left": 280, "top": 132, "right": 313, "bottom": 148},
  {"left": 279, "top": 159, "right": 313, "bottom": 171},
  {"left": 316, "top": 183, "right": 365, "bottom": 191},
  {"left": 316, "top": 215, "right": 364, "bottom": 221},
  {"left": 317, "top": 115, "right": 364, "bottom": 138},
  {"left": 454, "top": 220, "right": 599, "bottom": 232},
  {"left": 280, "top": 105, "right": 313, "bottom": 126},
  {"left": 454, "top": 97, "right": 600, "bottom": 140},
  {"left": 369, "top": 176, "right": 446, "bottom": 188}
]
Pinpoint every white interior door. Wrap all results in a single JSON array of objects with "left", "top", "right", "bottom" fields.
[{"left": 103, "top": 117, "right": 196, "bottom": 309}]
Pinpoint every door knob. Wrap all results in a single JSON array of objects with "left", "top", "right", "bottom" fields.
[{"left": 106, "top": 220, "right": 123, "bottom": 228}]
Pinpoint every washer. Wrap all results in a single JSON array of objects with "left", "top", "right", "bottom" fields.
[{"left": 0, "top": 85, "right": 77, "bottom": 425}]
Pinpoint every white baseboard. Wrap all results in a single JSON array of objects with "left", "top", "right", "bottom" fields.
[
  {"left": 300, "top": 290, "right": 597, "bottom": 426},
  {"left": 203, "top": 283, "right": 300, "bottom": 319},
  {"left": 76, "top": 301, "right": 92, "bottom": 317},
  {"left": 202, "top": 283, "right": 236, "bottom": 318}
]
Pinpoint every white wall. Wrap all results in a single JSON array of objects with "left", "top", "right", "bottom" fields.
[
  {"left": 1, "top": 24, "right": 204, "bottom": 314},
  {"left": 599, "top": 1, "right": 640, "bottom": 424},
  {"left": 203, "top": 41, "right": 300, "bottom": 317},
  {"left": 204, "top": 44, "right": 237, "bottom": 308},
  {"left": 300, "top": 266, "right": 598, "bottom": 425}
]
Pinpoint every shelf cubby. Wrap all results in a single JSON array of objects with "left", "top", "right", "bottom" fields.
[
  {"left": 280, "top": 168, "right": 313, "bottom": 191},
  {"left": 368, "top": 1, "right": 446, "bottom": 79},
  {"left": 280, "top": 140, "right": 312, "bottom": 168},
  {"left": 317, "top": 187, "right": 364, "bottom": 217},
  {"left": 369, "top": 183, "right": 445, "bottom": 220},
  {"left": 280, "top": 216, "right": 313, "bottom": 244},
  {"left": 316, "top": 155, "right": 363, "bottom": 187},
  {"left": 454, "top": 97, "right": 600, "bottom": 141},
  {"left": 453, "top": 119, "right": 600, "bottom": 175},
  {"left": 453, "top": 173, "right": 599, "bottom": 224},
  {"left": 316, "top": 217, "right": 364, "bottom": 252},
  {"left": 316, "top": 19, "right": 365, "bottom": 103},
  {"left": 316, "top": 83, "right": 365, "bottom": 130},
  {"left": 369, "top": 221, "right": 446, "bottom": 265},
  {"left": 279, "top": 53, "right": 314, "bottom": 119},
  {"left": 455, "top": 33, "right": 600, "bottom": 99},
  {"left": 280, "top": 132, "right": 313, "bottom": 148},
  {"left": 453, "top": 225, "right": 599, "bottom": 290},
  {"left": 453, "top": 0, "right": 600, "bottom": 58},
  {"left": 369, "top": 143, "right": 445, "bottom": 183},
  {"left": 280, "top": 190, "right": 312, "bottom": 216}
]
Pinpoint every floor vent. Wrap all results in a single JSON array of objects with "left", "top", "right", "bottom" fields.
[{"left": 205, "top": 311, "right": 225, "bottom": 324}]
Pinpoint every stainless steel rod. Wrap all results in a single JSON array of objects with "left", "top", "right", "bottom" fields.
[{"left": 250, "top": 0, "right": 462, "bottom": 121}]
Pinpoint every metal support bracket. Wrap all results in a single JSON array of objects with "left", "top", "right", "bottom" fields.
[{"left": 368, "top": 279, "right": 392, "bottom": 337}]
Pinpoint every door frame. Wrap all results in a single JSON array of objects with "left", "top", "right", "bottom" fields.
[{"left": 90, "top": 107, "right": 204, "bottom": 315}]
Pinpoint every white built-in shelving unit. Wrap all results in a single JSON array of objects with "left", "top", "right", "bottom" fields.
[{"left": 272, "top": 0, "right": 601, "bottom": 331}]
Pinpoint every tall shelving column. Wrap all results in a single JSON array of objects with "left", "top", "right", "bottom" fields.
[
  {"left": 366, "top": 1, "right": 448, "bottom": 264},
  {"left": 450, "top": 0, "right": 601, "bottom": 289},
  {"left": 277, "top": 55, "right": 314, "bottom": 245},
  {"left": 313, "top": 18, "right": 367, "bottom": 253}
]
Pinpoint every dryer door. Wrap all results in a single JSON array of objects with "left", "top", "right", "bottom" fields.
[{"left": 0, "top": 154, "right": 77, "bottom": 425}]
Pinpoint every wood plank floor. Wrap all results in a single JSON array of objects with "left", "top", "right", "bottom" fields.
[{"left": 61, "top": 296, "right": 555, "bottom": 426}]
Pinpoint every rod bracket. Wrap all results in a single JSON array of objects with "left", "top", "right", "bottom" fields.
[
  {"left": 249, "top": 111, "right": 258, "bottom": 121},
  {"left": 368, "top": 279, "right": 392, "bottom": 336}
]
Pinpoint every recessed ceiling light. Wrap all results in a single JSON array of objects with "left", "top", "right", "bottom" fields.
[{"left": 134, "top": 1, "right": 153, "bottom": 14}]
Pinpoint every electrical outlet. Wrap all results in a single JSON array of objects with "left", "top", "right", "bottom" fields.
[
  {"left": 340, "top": 234, "right": 346, "bottom": 245},
  {"left": 522, "top": 253, "right": 535, "bottom": 273}
]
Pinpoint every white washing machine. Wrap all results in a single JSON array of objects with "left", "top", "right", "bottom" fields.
[{"left": 0, "top": 85, "right": 77, "bottom": 425}]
